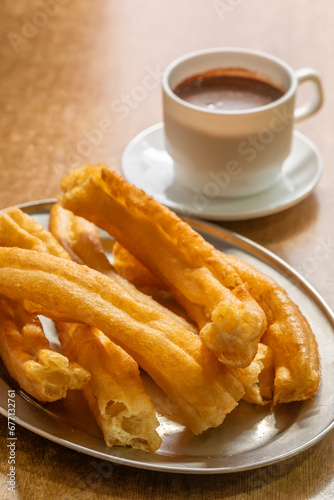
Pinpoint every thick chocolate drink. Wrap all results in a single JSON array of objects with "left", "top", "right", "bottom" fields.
[{"left": 173, "top": 68, "right": 284, "bottom": 111}]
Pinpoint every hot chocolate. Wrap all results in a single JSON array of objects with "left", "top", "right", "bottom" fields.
[{"left": 173, "top": 68, "right": 284, "bottom": 111}]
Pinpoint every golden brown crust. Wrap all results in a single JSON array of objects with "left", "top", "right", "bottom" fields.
[
  {"left": 113, "top": 241, "right": 163, "bottom": 288},
  {"left": 49, "top": 204, "right": 197, "bottom": 333},
  {"left": 224, "top": 254, "right": 321, "bottom": 403},
  {"left": 0, "top": 207, "right": 71, "bottom": 259},
  {"left": 113, "top": 246, "right": 276, "bottom": 405},
  {"left": 229, "top": 343, "right": 274, "bottom": 405},
  {"left": 0, "top": 299, "right": 90, "bottom": 402},
  {"left": 0, "top": 247, "right": 244, "bottom": 434},
  {"left": 59, "top": 164, "right": 267, "bottom": 367},
  {"left": 105, "top": 243, "right": 321, "bottom": 405},
  {"left": 0, "top": 205, "right": 161, "bottom": 448},
  {"left": 0, "top": 208, "right": 91, "bottom": 401},
  {"left": 49, "top": 203, "right": 114, "bottom": 271},
  {"left": 57, "top": 322, "right": 162, "bottom": 452}
]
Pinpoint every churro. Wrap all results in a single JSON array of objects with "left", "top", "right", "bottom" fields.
[
  {"left": 224, "top": 254, "right": 321, "bottom": 403},
  {"left": 0, "top": 247, "right": 244, "bottom": 435},
  {"left": 57, "top": 322, "right": 162, "bottom": 452},
  {"left": 0, "top": 207, "right": 70, "bottom": 259},
  {"left": 49, "top": 204, "right": 196, "bottom": 332},
  {"left": 59, "top": 164, "right": 267, "bottom": 367},
  {"left": 0, "top": 299, "right": 90, "bottom": 402},
  {"left": 105, "top": 243, "right": 320, "bottom": 404}
]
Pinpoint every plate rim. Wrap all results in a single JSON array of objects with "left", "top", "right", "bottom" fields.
[{"left": 0, "top": 200, "right": 333, "bottom": 474}]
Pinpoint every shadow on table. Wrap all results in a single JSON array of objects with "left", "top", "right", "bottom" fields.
[
  {"left": 10, "top": 421, "right": 333, "bottom": 500},
  {"left": 69, "top": 436, "right": 333, "bottom": 500}
]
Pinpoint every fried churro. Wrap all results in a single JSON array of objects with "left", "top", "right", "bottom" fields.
[
  {"left": 49, "top": 204, "right": 196, "bottom": 332},
  {"left": 0, "top": 206, "right": 193, "bottom": 447},
  {"left": 57, "top": 322, "right": 162, "bottom": 452},
  {"left": 224, "top": 254, "right": 321, "bottom": 403},
  {"left": 0, "top": 207, "right": 165, "bottom": 448},
  {"left": 59, "top": 164, "right": 267, "bottom": 367},
  {"left": 0, "top": 208, "right": 91, "bottom": 401},
  {"left": 0, "top": 299, "right": 90, "bottom": 402},
  {"left": 0, "top": 247, "right": 244, "bottom": 435},
  {"left": 104, "top": 242, "right": 320, "bottom": 404},
  {"left": 0, "top": 207, "right": 70, "bottom": 259}
]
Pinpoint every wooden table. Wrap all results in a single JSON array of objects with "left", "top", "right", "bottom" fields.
[{"left": 1, "top": 1, "right": 333, "bottom": 498}]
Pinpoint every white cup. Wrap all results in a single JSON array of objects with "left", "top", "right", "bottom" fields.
[{"left": 162, "top": 48, "right": 323, "bottom": 198}]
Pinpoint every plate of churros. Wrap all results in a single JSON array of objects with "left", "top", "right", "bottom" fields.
[{"left": 0, "top": 164, "right": 333, "bottom": 474}]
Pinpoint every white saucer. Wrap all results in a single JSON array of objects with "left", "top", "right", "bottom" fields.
[{"left": 121, "top": 123, "right": 323, "bottom": 221}]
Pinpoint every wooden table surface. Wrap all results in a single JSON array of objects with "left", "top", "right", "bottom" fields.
[{"left": 1, "top": 1, "right": 333, "bottom": 498}]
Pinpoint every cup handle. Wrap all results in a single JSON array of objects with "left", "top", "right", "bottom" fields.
[{"left": 294, "top": 68, "right": 324, "bottom": 122}]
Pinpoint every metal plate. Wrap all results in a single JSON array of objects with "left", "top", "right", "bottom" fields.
[{"left": 0, "top": 200, "right": 333, "bottom": 474}]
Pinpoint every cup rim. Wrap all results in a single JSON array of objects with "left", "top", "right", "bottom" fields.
[{"left": 162, "top": 47, "right": 297, "bottom": 115}]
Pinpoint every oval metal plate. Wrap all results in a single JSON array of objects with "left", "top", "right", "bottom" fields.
[{"left": 0, "top": 200, "right": 333, "bottom": 474}]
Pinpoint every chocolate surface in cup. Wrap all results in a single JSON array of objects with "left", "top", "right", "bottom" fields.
[{"left": 173, "top": 68, "right": 285, "bottom": 111}]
